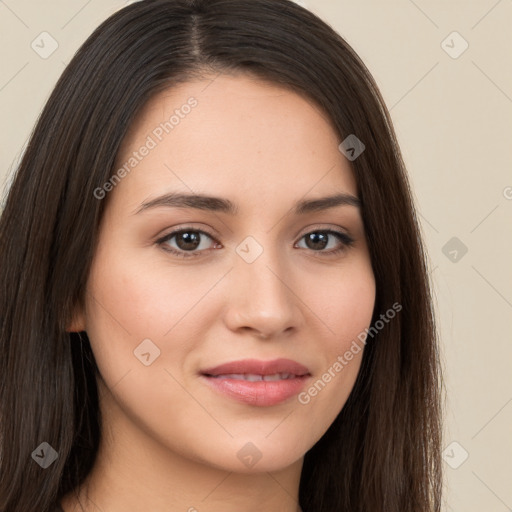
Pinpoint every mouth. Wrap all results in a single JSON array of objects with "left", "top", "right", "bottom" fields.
[
  {"left": 205, "top": 372, "right": 304, "bottom": 381},
  {"left": 199, "top": 358, "right": 311, "bottom": 407}
]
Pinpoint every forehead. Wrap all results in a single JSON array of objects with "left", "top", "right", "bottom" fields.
[{"left": 111, "top": 73, "right": 358, "bottom": 212}]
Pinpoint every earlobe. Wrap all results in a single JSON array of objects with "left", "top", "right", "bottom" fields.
[{"left": 66, "top": 306, "right": 86, "bottom": 333}]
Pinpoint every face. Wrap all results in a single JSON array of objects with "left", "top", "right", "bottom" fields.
[{"left": 71, "top": 72, "right": 376, "bottom": 473}]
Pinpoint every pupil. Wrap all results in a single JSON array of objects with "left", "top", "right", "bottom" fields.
[
  {"left": 177, "top": 232, "right": 200, "bottom": 250},
  {"left": 307, "top": 232, "right": 327, "bottom": 250}
]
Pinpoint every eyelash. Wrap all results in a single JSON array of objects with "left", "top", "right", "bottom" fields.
[{"left": 156, "top": 226, "right": 355, "bottom": 259}]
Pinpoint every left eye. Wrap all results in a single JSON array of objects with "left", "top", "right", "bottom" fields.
[
  {"left": 157, "top": 228, "right": 354, "bottom": 258},
  {"left": 296, "top": 230, "right": 353, "bottom": 253}
]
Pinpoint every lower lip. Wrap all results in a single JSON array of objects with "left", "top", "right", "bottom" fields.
[{"left": 200, "top": 375, "right": 310, "bottom": 406}]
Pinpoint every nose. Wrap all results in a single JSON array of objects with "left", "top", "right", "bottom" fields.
[{"left": 223, "top": 241, "right": 303, "bottom": 340}]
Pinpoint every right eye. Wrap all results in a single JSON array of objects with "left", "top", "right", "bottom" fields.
[{"left": 156, "top": 228, "right": 219, "bottom": 258}]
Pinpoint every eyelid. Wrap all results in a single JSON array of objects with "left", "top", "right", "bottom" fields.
[
  {"left": 296, "top": 222, "right": 351, "bottom": 237},
  {"left": 155, "top": 225, "right": 218, "bottom": 244},
  {"left": 156, "top": 223, "right": 351, "bottom": 243}
]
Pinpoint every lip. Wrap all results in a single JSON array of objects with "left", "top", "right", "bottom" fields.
[
  {"left": 201, "top": 358, "right": 310, "bottom": 377},
  {"left": 200, "top": 358, "right": 311, "bottom": 407}
]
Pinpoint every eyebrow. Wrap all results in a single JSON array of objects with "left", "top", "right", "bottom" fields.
[{"left": 133, "top": 191, "right": 361, "bottom": 216}]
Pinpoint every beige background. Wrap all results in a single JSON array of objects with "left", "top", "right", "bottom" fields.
[{"left": 1, "top": 1, "right": 511, "bottom": 510}]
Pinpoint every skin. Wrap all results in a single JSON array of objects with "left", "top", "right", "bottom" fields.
[{"left": 62, "top": 72, "right": 376, "bottom": 512}]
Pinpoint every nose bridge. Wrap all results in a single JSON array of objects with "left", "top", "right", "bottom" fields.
[
  {"left": 227, "top": 231, "right": 299, "bottom": 335},
  {"left": 236, "top": 232, "right": 289, "bottom": 300}
]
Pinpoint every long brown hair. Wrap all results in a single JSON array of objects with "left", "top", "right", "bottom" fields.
[{"left": 0, "top": 1, "right": 443, "bottom": 510}]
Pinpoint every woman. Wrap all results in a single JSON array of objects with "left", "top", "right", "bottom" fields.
[{"left": 0, "top": 1, "right": 443, "bottom": 511}]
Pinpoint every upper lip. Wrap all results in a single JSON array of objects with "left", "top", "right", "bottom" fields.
[{"left": 201, "top": 358, "right": 310, "bottom": 377}]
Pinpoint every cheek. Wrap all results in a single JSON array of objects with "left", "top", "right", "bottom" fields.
[
  {"left": 294, "top": 257, "right": 375, "bottom": 416},
  {"left": 83, "top": 244, "right": 224, "bottom": 386},
  {"left": 82, "top": 251, "right": 215, "bottom": 445},
  {"left": 85, "top": 243, "right": 205, "bottom": 336},
  {"left": 301, "top": 256, "right": 376, "bottom": 347}
]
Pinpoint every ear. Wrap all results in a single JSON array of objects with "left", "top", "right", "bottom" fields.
[{"left": 66, "top": 303, "right": 86, "bottom": 333}]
